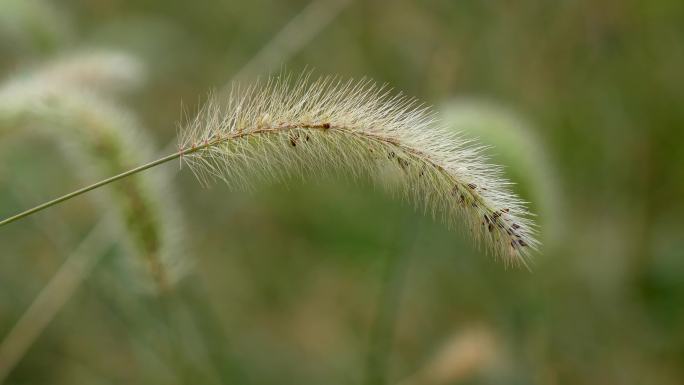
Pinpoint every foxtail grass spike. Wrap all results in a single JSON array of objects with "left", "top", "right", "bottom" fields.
[
  {"left": 180, "top": 74, "right": 538, "bottom": 265},
  {"left": 1, "top": 73, "right": 539, "bottom": 266}
]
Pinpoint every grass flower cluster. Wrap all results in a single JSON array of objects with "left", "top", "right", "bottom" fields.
[
  {"left": 0, "top": 52, "right": 185, "bottom": 291},
  {"left": 180, "top": 74, "right": 538, "bottom": 264},
  {"left": 1, "top": 72, "right": 538, "bottom": 266}
]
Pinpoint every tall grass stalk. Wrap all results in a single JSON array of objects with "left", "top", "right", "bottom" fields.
[{"left": 1, "top": 74, "right": 538, "bottom": 264}]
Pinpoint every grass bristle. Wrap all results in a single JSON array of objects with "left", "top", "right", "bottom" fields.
[{"left": 180, "top": 73, "right": 539, "bottom": 265}]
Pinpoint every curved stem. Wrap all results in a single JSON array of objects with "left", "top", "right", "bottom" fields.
[{"left": 0, "top": 151, "right": 183, "bottom": 227}]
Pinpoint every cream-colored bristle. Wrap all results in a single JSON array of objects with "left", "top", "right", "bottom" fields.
[{"left": 180, "top": 74, "right": 538, "bottom": 265}]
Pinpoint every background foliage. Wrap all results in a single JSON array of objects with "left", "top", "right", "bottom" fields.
[{"left": 1, "top": 0, "right": 683, "bottom": 384}]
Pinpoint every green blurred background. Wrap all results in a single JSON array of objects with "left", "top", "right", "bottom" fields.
[{"left": 1, "top": 0, "right": 683, "bottom": 384}]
